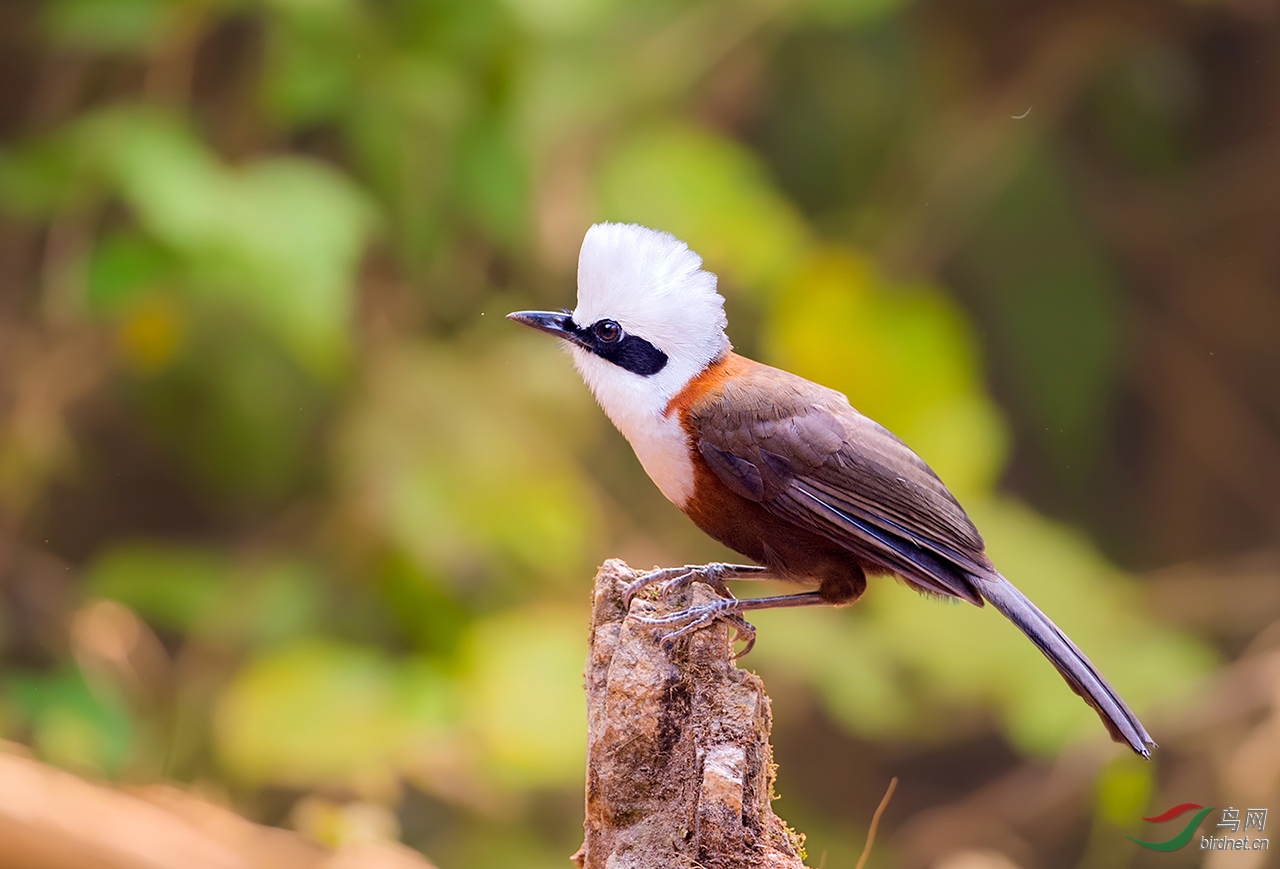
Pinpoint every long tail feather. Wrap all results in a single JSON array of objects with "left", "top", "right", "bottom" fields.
[{"left": 974, "top": 572, "right": 1155, "bottom": 758}]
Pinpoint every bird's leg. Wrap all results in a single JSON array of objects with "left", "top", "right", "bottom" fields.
[
  {"left": 622, "top": 563, "right": 769, "bottom": 606},
  {"left": 630, "top": 592, "right": 829, "bottom": 659},
  {"left": 721, "top": 613, "right": 758, "bottom": 659}
]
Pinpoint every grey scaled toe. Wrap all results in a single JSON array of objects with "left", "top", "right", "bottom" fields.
[{"left": 622, "top": 562, "right": 767, "bottom": 607}]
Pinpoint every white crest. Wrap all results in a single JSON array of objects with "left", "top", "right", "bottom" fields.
[
  {"left": 574, "top": 223, "right": 729, "bottom": 365},
  {"left": 567, "top": 223, "right": 732, "bottom": 506}
]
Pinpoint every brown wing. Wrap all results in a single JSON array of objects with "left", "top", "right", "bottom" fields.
[{"left": 688, "top": 358, "right": 990, "bottom": 604}]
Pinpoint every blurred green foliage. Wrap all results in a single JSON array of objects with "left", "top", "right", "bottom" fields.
[
  {"left": 0, "top": 0, "right": 1232, "bottom": 866},
  {"left": 7, "top": 667, "right": 133, "bottom": 775}
]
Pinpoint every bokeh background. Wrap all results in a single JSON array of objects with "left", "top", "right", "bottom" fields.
[{"left": 1, "top": 0, "right": 1278, "bottom": 866}]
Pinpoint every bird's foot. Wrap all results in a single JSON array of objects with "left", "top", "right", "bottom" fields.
[
  {"left": 629, "top": 597, "right": 758, "bottom": 659},
  {"left": 621, "top": 562, "right": 766, "bottom": 608}
]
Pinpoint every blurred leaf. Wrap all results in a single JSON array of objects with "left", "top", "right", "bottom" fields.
[
  {"left": 6, "top": 669, "right": 133, "bottom": 776},
  {"left": 292, "top": 796, "right": 401, "bottom": 850},
  {"left": 764, "top": 248, "right": 1007, "bottom": 498},
  {"left": 597, "top": 124, "right": 810, "bottom": 294},
  {"left": 754, "top": 24, "right": 912, "bottom": 232},
  {"left": 754, "top": 606, "right": 914, "bottom": 739},
  {"left": 959, "top": 147, "right": 1122, "bottom": 477},
  {"left": 85, "top": 232, "right": 177, "bottom": 315},
  {"left": 43, "top": 0, "right": 168, "bottom": 51},
  {"left": 501, "top": 0, "right": 618, "bottom": 37},
  {"left": 0, "top": 136, "right": 87, "bottom": 218},
  {"left": 229, "top": 560, "right": 325, "bottom": 649},
  {"left": 85, "top": 545, "right": 323, "bottom": 647},
  {"left": 455, "top": 114, "right": 530, "bottom": 244},
  {"left": 215, "top": 640, "right": 452, "bottom": 790},
  {"left": 795, "top": 0, "right": 913, "bottom": 25},
  {"left": 260, "top": 0, "right": 358, "bottom": 18},
  {"left": 80, "top": 107, "right": 376, "bottom": 373},
  {"left": 193, "top": 161, "right": 373, "bottom": 373},
  {"left": 85, "top": 544, "right": 228, "bottom": 633},
  {"left": 460, "top": 604, "right": 587, "bottom": 788},
  {"left": 259, "top": 0, "right": 363, "bottom": 126},
  {"left": 374, "top": 549, "right": 471, "bottom": 655},
  {"left": 134, "top": 321, "right": 327, "bottom": 499},
  {"left": 1095, "top": 754, "right": 1155, "bottom": 827},
  {"left": 337, "top": 339, "right": 603, "bottom": 586},
  {"left": 375, "top": 57, "right": 471, "bottom": 130},
  {"left": 115, "top": 295, "right": 185, "bottom": 373},
  {"left": 1089, "top": 44, "right": 1195, "bottom": 179}
]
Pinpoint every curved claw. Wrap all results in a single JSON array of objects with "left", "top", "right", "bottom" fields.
[
  {"left": 631, "top": 603, "right": 720, "bottom": 629},
  {"left": 657, "top": 575, "right": 697, "bottom": 602},
  {"left": 623, "top": 562, "right": 763, "bottom": 608},
  {"left": 727, "top": 615, "right": 757, "bottom": 658},
  {"left": 635, "top": 598, "right": 757, "bottom": 657},
  {"left": 622, "top": 566, "right": 684, "bottom": 608},
  {"left": 658, "top": 564, "right": 727, "bottom": 601}
]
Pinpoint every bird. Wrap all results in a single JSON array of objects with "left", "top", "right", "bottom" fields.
[{"left": 508, "top": 221, "right": 1155, "bottom": 758}]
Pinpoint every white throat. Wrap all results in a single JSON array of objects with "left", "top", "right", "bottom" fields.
[
  {"left": 566, "top": 222, "right": 733, "bottom": 508},
  {"left": 570, "top": 346, "right": 707, "bottom": 508}
]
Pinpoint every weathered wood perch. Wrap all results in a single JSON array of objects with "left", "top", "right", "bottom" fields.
[{"left": 575, "top": 559, "right": 807, "bottom": 869}]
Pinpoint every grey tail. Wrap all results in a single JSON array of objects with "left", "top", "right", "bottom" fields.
[{"left": 974, "top": 572, "right": 1155, "bottom": 758}]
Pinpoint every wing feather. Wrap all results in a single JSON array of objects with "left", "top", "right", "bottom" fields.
[
  {"left": 683, "top": 356, "right": 1155, "bottom": 757},
  {"left": 688, "top": 363, "right": 989, "bottom": 603}
]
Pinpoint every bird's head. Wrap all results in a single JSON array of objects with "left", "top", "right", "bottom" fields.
[{"left": 508, "top": 223, "right": 730, "bottom": 428}]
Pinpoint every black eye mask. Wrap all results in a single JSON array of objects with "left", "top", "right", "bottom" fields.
[{"left": 567, "top": 317, "right": 669, "bottom": 376}]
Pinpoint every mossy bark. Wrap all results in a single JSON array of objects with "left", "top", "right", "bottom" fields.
[{"left": 575, "top": 560, "right": 807, "bottom": 869}]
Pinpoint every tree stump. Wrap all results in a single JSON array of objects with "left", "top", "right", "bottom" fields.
[{"left": 575, "top": 560, "right": 807, "bottom": 869}]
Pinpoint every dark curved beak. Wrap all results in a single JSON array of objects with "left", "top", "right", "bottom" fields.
[{"left": 506, "top": 310, "right": 588, "bottom": 349}]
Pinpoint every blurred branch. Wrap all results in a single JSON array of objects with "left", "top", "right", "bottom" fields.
[
  {"left": 878, "top": 9, "right": 1137, "bottom": 276},
  {"left": 639, "top": 0, "right": 791, "bottom": 96},
  {"left": 145, "top": 4, "right": 204, "bottom": 107},
  {"left": 1145, "top": 549, "right": 1280, "bottom": 641},
  {"left": 0, "top": 743, "right": 438, "bottom": 869},
  {"left": 0, "top": 325, "right": 108, "bottom": 515},
  {"left": 1077, "top": 128, "right": 1280, "bottom": 547},
  {"left": 1129, "top": 294, "right": 1280, "bottom": 538},
  {"left": 893, "top": 638, "right": 1280, "bottom": 869},
  {"left": 576, "top": 560, "right": 806, "bottom": 869},
  {"left": 894, "top": 746, "right": 1103, "bottom": 869}
]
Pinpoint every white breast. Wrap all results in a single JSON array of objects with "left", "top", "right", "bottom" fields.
[
  {"left": 624, "top": 410, "right": 695, "bottom": 508},
  {"left": 570, "top": 346, "right": 697, "bottom": 508}
]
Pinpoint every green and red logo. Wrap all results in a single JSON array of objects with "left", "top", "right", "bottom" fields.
[{"left": 1127, "top": 803, "right": 1216, "bottom": 851}]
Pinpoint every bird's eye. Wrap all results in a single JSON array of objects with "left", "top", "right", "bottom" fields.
[{"left": 594, "top": 319, "right": 622, "bottom": 343}]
